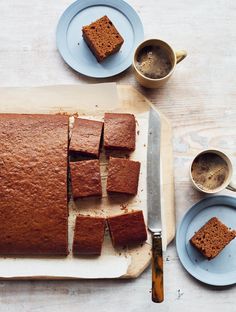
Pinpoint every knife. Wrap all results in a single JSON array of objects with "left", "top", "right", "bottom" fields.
[{"left": 147, "top": 107, "right": 164, "bottom": 303}]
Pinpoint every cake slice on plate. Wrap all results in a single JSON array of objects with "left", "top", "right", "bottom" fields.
[
  {"left": 190, "top": 217, "right": 236, "bottom": 260},
  {"left": 82, "top": 15, "right": 124, "bottom": 62}
]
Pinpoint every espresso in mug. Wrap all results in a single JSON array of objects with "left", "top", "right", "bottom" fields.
[
  {"left": 136, "top": 45, "right": 172, "bottom": 79},
  {"left": 191, "top": 152, "right": 229, "bottom": 192}
]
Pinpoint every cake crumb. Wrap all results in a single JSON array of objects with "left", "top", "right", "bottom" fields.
[
  {"left": 120, "top": 203, "right": 128, "bottom": 210},
  {"left": 177, "top": 289, "right": 184, "bottom": 300}
]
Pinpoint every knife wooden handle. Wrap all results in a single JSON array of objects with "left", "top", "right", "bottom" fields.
[{"left": 152, "top": 232, "right": 164, "bottom": 303}]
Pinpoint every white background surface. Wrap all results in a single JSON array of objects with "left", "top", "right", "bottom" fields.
[{"left": 0, "top": 0, "right": 236, "bottom": 311}]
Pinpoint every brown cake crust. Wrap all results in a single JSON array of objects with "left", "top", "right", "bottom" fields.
[
  {"left": 104, "top": 113, "right": 136, "bottom": 151},
  {"left": 107, "top": 157, "right": 140, "bottom": 195},
  {"left": 107, "top": 211, "right": 147, "bottom": 247},
  {"left": 70, "top": 118, "right": 103, "bottom": 158},
  {"left": 70, "top": 160, "right": 102, "bottom": 198},
  {"left": 73, "top": 215, "right": 106, "bottom": 255},
  {"left": 82, "top": 15, "right": 124, "bottom": 62},
  {"left": 0, "top": 114, "right": 69, "bottom": 255},
  {"left": 190, "top": 217, "right": 236, "bottom": 260}
]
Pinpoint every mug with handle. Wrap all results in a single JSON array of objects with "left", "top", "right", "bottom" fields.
[
  {"left": 133, "top": 38, "right": 187, "bottom": 88},
  {"left": 190, "top": 149, "right": 236, "bottom": 194}
]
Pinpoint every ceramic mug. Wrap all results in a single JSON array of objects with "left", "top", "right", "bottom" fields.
[
  {"left": 190, "top": 149, "right": 236, "bottom": 194},
  {"left": 133, "top": 39, "right": 187, "bottom": 88}
]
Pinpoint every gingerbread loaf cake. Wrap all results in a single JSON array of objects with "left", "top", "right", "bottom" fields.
[
  {"left": 73, "top": 215, "right": 106, "bottom": 255},
  {"left": 107, "top": 157, "right": 141, "bottom": 195},
  {"left": 70, "top": 160, "right": 102, "bottom": 198},
  {"left": 107, "top": 211, "right": 147, "bottom": 248},
  {"left": 190, "top": 217, "right": 236, "bottom": 260},
  {"left": 70, "top": 118, "right": 103, "bottom": 158},
  {"left": 82, "top": 15, "right": 124, "bottom": 62},
  {"left": 0, "top": 114, "right": 69, "bottom": 255},
  {"left": 104, "top": 113, "right": 136, "bottom": 151}
]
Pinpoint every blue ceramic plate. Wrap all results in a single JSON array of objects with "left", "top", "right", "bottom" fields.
[
  {"left": 56, "top": 0, "right": 144, "bottom": 78},
  {"left": 176, "top": 196, "right": 236, "bottom": 286}
]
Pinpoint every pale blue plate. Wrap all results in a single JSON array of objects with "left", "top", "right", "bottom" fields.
[
  {"left": 176, "top": 196, "right": 236, "bottom": 286},
  {"left": 56, "top": 0, "right": 144, "bottom": 78}
]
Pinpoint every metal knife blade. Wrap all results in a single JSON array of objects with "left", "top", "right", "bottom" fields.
[
  {"left": 147, "top": 107, "right": 162, "bottom": 233},
  {"left": 147, "top": 107, "right": 164, "bottom": 303}
]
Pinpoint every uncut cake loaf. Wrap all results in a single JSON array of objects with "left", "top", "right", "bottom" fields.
[
  {"left": 0, "top": 114, "right": 69, "bottom": 255},
  {"left": 82, "top": 15, "right": 124, "bottom": 62},
  {"left": 190, "top": 217, "right": 236, "bottom": 260}
]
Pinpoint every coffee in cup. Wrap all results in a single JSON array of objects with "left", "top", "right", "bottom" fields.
[
  {"left": 136, "top": 45, "right": 172, "bottom": 79},
  {"left": 190, "top": 149, "right": 236, "bottom": 194},
  {"left": 133, "top": 39, "right": 187, "bottom": 88}
]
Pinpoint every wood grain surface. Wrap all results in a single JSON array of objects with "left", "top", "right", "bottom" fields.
[{"left": 0, "top": 0, "right": 236, "bottom": 311}]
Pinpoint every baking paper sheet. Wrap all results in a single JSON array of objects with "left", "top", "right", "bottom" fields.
[{"left": 0, "top": 83, "right": 153, "bottom": 279}]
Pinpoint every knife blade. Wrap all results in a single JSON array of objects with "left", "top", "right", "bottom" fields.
[{"left": 147, "top": 107, "right": 164, "bottom": 303}]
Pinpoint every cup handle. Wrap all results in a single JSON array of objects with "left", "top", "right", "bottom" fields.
[
  {"left": 226, "top": 181, "right": 236, "bottom": 192},
  {"left": 175, "top": 50, "right": 187, "bottom": 64}
]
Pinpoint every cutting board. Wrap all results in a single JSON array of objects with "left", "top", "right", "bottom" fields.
[{"left": 0, "top": 83, "right": 175, "bottom": 279}]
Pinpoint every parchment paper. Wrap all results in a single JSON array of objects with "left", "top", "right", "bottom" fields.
[{"left": 0, "top": 83, "right": 174, "bottom": 279}]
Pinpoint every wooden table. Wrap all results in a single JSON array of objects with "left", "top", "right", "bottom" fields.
[{"left": 0, "top": 0, "right": 235, "bottom": 311}]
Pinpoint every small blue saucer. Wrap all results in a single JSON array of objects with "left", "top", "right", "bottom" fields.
[
  {"left": 56, "top": 0, "right": 144, "bottom": 78},
  {"left": 176, "top": 196, "right": 236, "bottom": 286}
]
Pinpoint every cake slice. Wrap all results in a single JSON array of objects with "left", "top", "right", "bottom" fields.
[
  {"left": 69, "top": 118, "right": 103, "bottom": 158},
  {"left": 190, "top": 217, "right": 236, "bottom": 260},
  {"left": 70, "top": 160, "right": 102, "bottom": 198},
  {"left": 73, "top": 215, "right": 106, "bottom": 255},
  {"left": 107, "top": 211, "right": 147, "bottom": 248},
  {"left": 104, "top": 113, "right": 136, "bottom": 151},
  {"left": 82, "top": 15, "right": 124, "bottom": 62},
  {"left": 107, "top": 157, "right": 140, "bottom": 195}
]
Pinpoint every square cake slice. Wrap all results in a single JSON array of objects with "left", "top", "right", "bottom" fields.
[
  {"left": 104, "top": 113, "right": 136, "bottom": 151},
  {"left": 0, "top": 114, "right": 69, "bottom": 255},
  {"left": 70, "top": 160, "right": 102, "bottom": 198},
  {"left": 107, "top": 211, "right": 147, "bottom": 248},
  {"left": 106, "top": 157, "right": 140, "bottom": 195},
  {"left": 82, "top": 15, "right": 124, "bottom": 62},
  {"left": 70, "top": 118, "right": 103, "bottom": 158},
  {"left": 190, "top": 217, "right": 236, "bottom": 260},
  {"left": 73, "top": 215, "right": 106, "bottom": 255}
]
